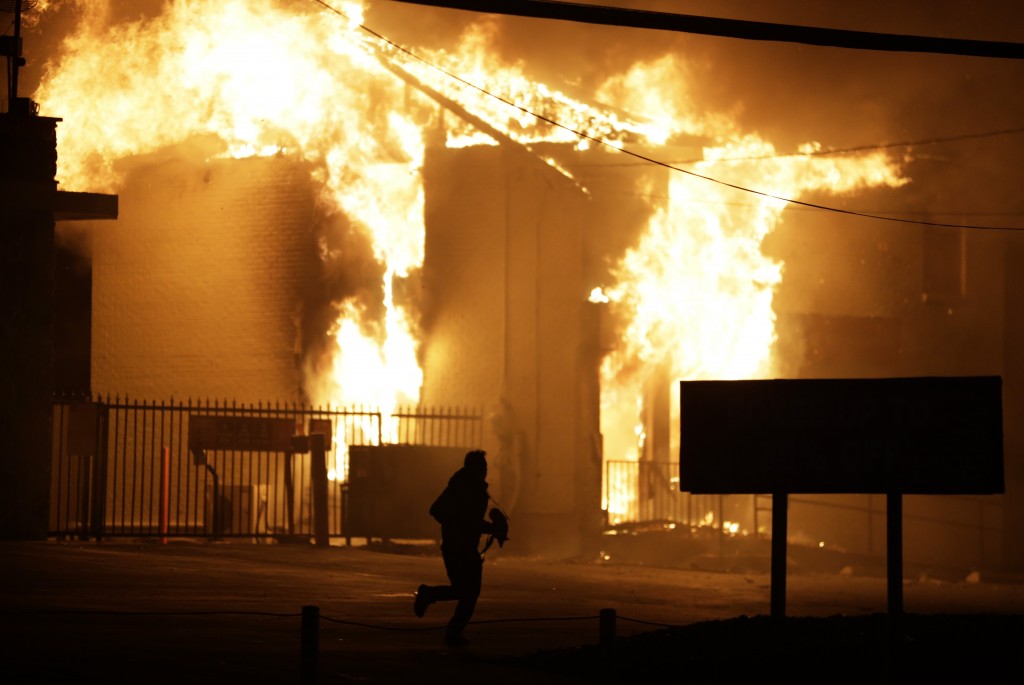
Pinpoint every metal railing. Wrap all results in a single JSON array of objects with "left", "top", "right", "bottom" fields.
[
  {"left": 50, "top": 395, "right": 483, "bottom": 541},
  {"left": 604, "top": 459, "right": 1005, "bottom": 571}
]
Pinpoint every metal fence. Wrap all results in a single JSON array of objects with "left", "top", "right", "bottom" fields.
[
  {"left": 50, "top": 396, "right": 483, "bottom": 542},
  {"left": 604, "top": 459, "right": 1005, "bottom": 571},
  {"left": 52, "top": 399, "right": 1005, "bottom": 570},
  {"left": 604, "top": 459, "right": 734, "bottom": 529}
]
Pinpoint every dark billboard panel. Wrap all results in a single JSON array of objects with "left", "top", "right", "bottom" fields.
[{"left": 679, "top": 376, "right": 1003, "bottom": 494}]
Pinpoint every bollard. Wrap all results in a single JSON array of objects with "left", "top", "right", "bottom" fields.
[
  {"left": 301, "top": 605, "right": 319, "bottom": 685},
  {"left": 599, "top": 608, "right": 616, "bottom": 680}
]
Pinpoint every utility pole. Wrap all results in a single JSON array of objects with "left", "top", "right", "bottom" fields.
[{"left": 1, "top": 0, "right": 39, "bottom": 114}]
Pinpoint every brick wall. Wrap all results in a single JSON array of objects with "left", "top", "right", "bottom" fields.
[{"left": 92, "top": 155, "right": 317, "bottom": 403}]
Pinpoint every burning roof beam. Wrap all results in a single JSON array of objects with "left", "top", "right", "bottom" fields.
[
  {"left": 391, "top": 0, "right": 1024, "bottom": 59},
  {"left": 370, "top": 45, "right": 583, "bottom": 189}
]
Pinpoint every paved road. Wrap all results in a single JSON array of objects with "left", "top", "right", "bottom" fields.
[{"left": 3, "top": 539, "right": 1023, "bottom": 683}]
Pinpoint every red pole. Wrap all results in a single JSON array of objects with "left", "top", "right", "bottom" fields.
[{"left": 160, "top": 446, "right": 170, "bottom": 544}]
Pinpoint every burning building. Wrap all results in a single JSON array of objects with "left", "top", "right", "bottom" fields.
[{"left": 11, "top": 0, "right": 1024, "bottom": 571}]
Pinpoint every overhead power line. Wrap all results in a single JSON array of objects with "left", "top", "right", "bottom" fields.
[
  {"left": 657, "top": 127, "right": 1024, "bottom": 165},
  {"left": 314, "top": 1, "right": 1024, "bottom": 231},
  {"left": 389, "top": 0, "right": 1024, "bottom": 59},
  {"left": 599, "top": 141, "right": 1024, "bottom": 232},
  {"left": 583, "top": 127, "right": 1024, "bottom": 168}
]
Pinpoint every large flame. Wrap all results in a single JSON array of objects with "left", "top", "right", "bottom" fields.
[
  {"left": 35, "top": 0, "right": 432, "bottom": 480},
  {"left": 596, "top": 107, "right": 906, "bottom": 519},
  {"left": 33, "top": 1, "right": 907, "bottom": 507}
]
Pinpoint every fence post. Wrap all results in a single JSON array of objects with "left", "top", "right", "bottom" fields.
[
  {"left": 599, "top": 607, "right": 616, "bottom": 679},
  {"left": 310, "top": 433, "right": 330, "bottom": 547},
  {"left": 160, "top": 446, "right": 170, "bottom": 544},
  {"left": 301, "top": 604, "right": 319, "bottom": 684},
  {"left": 89, "top": 403, "right": 109, "bottom": 542}
]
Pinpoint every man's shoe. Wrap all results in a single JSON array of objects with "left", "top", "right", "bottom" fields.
[{"left": 413, "top": 585, "right": 429, "bottom": 618}]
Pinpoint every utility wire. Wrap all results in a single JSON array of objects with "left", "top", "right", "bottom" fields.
[
  {"left": 595, "top": 187, "right": 1024, "bottom": 218},
  {"left": 389, "top": 0, "right": 1024, "bottom": 60},
  {"left": 590, "top": 126, "right": 1024, "bottom": 166},
  {"left": 313, "top": 1, "right": 1024, "bottom": 232},
  {"left": 664, "top": 127, "right": 1024, "bottom": 165}
]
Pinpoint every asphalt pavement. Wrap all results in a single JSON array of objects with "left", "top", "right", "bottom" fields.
[{"left": 3, "top": 538, "right": 1024, "bottom": 683}]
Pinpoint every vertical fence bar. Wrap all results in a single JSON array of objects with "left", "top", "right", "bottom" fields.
[
  {"left": 131, "top": 400, "right": 141, "bottom": 535},
  {"left": 174, "top": 401, "right": 184, "bottom": 536},
  {"left": 135, "top": 400, "right": 143, "bottom": 535},
  {"left": 146, "top": 399, "right": 155, "bottom": 534},
  {"left": 115, "top": 400, "right": 126, "bottom": 534},
  {"left": 160, "top": 446, "right": 169, "bottom": 544},
  {"left": 51, "top": 401, "right": 66, "bottom": 536},
  {"left": 186, "top": 399, "right": 196, "bottom": 535},
  {"left": 90, "top": 399, "right": 108, "bottom": 541},
  {"left": 158, "top": 400, "right": 167, "bottom": 534},
  {"left": 108, "top": 400, "right": 118, "bottom": 534},
  {"left": 140, "top": 400, "right": 149, "bottom": 535},
  {"left": 117, "top": 399, "right": 126, "bottom": 535},
  {"left": 440, "top": 403, "right": 448, "bottom": 446}
]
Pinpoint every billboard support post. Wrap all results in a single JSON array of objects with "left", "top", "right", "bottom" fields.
[{"left": 679, "top": 376, "right": 1004, "bottom": 619}]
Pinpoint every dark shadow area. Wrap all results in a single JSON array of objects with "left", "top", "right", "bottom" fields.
[
  {"left": 516, "top": 612, "right": 1024, "bottom": 682},
  {"left": 3, "top": 540, "right": 1023, "bottom": 684}
]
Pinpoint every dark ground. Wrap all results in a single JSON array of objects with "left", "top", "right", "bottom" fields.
[
  {"left": 522, "top": 612, "right": 1024, "bottom": 683},
  {"left": 2, "top": 535, "right": 1023, "bottom": 683}
]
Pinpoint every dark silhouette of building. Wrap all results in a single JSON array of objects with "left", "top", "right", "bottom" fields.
[{"left": 1, "top": 108, "right": 116, "bottom": 539}]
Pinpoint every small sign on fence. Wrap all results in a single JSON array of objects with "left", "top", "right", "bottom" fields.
[{"left": 188, "top": 415, "right": 297, "bottom": 452}]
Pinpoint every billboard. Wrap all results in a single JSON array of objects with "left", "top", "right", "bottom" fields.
[{"left": 679, "top": 376, "right": 1004, "bottom": 494}]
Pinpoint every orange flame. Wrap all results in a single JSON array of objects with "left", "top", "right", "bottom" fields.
[
  {"left": 593, "top": 61, "right": 907, "bottom": 521},
  {"left": 33, "top": 2, "right": 908, "bottom": 511}
]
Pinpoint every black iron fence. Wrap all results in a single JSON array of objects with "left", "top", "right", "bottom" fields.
[
  {"left": 50, "top": 396, "right": 483, "bottom": 541},
  {"left": 52, "top": 398, "right": 1004, "bottom": 571},
  {"left": 604, "top": 459, "right": 739, "bottom": 530},
  {"left": 604, "top": 459, "right": 1005, "bottom": 571}
]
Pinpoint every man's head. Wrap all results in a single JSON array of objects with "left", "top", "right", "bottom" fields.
[{"left": 464, "top": 449, "right": 487, "bottom": 477}]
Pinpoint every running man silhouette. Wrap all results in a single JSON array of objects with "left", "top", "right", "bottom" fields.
[{"left": 413, "top": 449, "right": 508, "bottom": 646}]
